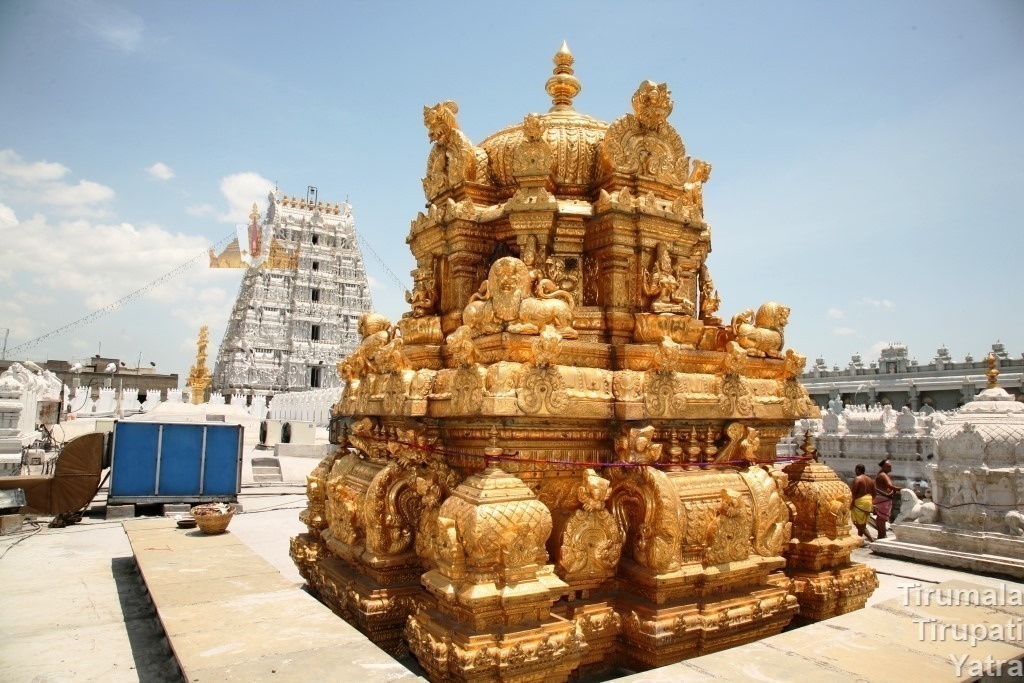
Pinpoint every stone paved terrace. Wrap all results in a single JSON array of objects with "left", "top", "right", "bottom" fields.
[{"left": 2, "top": 460, "right": 1023, "bottom": 682}]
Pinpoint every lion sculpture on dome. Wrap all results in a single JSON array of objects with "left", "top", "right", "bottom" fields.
[
  {"left": 459, "top": 256, "right": 577, "bottom": 339},
  {"left": 422, "top": 100, "right": 489, "bottom": 198},
  {"left": 731, "top": 302, "right": 790, "bottom": 359},
  {"left": 338, "top": 313, "right": 393, "bottom": 380}
]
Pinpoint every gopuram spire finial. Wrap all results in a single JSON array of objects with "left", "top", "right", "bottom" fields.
[{"left": 545, "top": 40, "right": 581, "bottom": 112}]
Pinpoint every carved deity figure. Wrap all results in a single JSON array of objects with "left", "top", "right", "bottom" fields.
[
  {"left": 643, "top": 243, "right": 693, "bottom": 315},
  {"left": 539, "top": 257, "right": 578, "bottom": 300},
  {"left": 614, "top": 424, "right": 662, "bottom": 465},
  {"left": 731, "top": 302, "right": 790, "bottom": 359},
  {"left": 404, "top": 274, "right": 436, "bottom": 319},
  {"left": 698, "top": 262, "right": 722, "bottom": 325}
]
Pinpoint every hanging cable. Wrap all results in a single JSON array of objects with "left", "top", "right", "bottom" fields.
[
  {"left": 353, "top": 228, "right": 408, "bottom": 291},
  {"left": 7, "top": 233, "right": 236, "bottom": 355}
]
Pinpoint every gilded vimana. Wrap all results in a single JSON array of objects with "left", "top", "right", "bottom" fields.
[{"left": 290, "top": 43, "right": 879, "bottom": 681}]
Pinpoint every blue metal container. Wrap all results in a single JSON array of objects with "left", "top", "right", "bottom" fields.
[{"left": 108, "top": 421, "right": 242, "bottom": 504}]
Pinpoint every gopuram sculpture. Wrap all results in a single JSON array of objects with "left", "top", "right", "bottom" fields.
[{"left": 291, "top": 43, "right": 877, "bottom": 681}]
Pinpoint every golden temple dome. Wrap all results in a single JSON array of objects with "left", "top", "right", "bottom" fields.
[{"left": 480, "top": 42, "right": 609, "bottom": 191}]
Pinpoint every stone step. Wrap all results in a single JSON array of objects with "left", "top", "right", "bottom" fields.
[{"left": 251, "top": 456, "right": 283, "bottom": 481}]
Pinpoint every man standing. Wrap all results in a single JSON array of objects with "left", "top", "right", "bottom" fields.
[
  {"left": 850, "top": 464, "right": 875, "bottom": 540},
  {"left": 874, "top": 459, "right": 901, "bottom": 539}
]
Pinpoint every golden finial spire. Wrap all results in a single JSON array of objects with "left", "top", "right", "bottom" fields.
[
  {"left": 986, "top": 352, "right": 999, "bottom": 388},
  {"left": 249, "top": 203, "right": 260, "bottom": 223},
  {"left": 545, "top": 40, "right": 581, "bottom": 112}
]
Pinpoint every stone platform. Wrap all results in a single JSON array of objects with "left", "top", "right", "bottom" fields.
[
  {"left": 124, "top": 518, "right": 423, "bottom": 682},
  {"left": 621, "top": 578, "right": 1024, "bottom": 681},
  {"left": 871, "top": 526, "right": 1024, "bottom": 580}
]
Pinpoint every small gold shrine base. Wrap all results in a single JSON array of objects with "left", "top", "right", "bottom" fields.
[{"left": 788, "top": 564, "right": 879, "bottom": 623}]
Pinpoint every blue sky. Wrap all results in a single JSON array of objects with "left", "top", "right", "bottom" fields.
[{"left": 1, "top": 0, "right": 1021, "bottom": 379}]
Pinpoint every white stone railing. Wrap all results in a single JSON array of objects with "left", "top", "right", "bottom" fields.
[{"left": 267, "top": 388, "right": 340, "bottom": 427}]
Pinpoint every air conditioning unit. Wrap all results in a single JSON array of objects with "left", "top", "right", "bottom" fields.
[
  {"left": 285, "top": 421, "right": 316, "bottom": 445},
  {"left": 258, "top": 419, "right": 283, "bottom": 448}
]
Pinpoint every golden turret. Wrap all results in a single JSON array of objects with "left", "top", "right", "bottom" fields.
[{"left": 545, "top": 40, "right": 581, "bottom": 111}]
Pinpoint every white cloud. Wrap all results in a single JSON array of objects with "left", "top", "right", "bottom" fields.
[
  {"left": 826, "top": 307, "right": 845, "bottom": 320},
  {"left": 870, "top": 341, "right": 891, "bottom": 357},
  {"left": 218, "top": 172, "right": 274, "bottom": 224},
  {"left": 861, "top": 298, "right": 895, "bottom": 310},
  {"left": 366, "top": 274, "right": 385, "bottom": 291},
  {"left": 833, "top": 327, "right": 857, "bottom": 336},
  {"left": 72, "top": 1, "right": 145, "bottom": 53},
  {"left": 0, "top": 202, "right": 17, "bottom": 228},
  {"left": 0, "top": 151, "right": 114, "bottom": 217},
  {"left": 41, "top": 179, "right": 115, "bottom": 207},
  {"left": 146, "top": 162, "right": 175, "bottom": 181},
  {"left": 186, "top": 203, "right": 215, "bottom": 217},
  {"left": 0, "top": 149, "right": 69, "bottom": 182}
]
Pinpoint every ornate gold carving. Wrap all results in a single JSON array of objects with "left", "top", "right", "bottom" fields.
[
  {"left": 715, "top": 422, "right": 759, "bottom": 465},
  {"left": 609, "top": 427, "right": 685, "bottom": 571},
  {"left": 511, "top": 113, "right": 554, "bottom": 177},
  {"left": 741, "top": 466, "right": 792, "bottom": 557},
  {"left": 404, "top": 269, "right": 436, "bottom": 318},
  {"left": 704, "top": 489, "right": 752, "bottom": 565},
  {"left": 422, "top": 100, "right": 490, "bottom": 199},
  {"left": 459, "top": 256, "right": 577, "bottom": 339},
  {"left": 600, "top": 81, "right": 689, "bottom": 185},
  {"left": 716, "top": 342, "right": 754, "bottom": 416},
  {"left": 558, "top": 469, "right": 624, "bottom": 578},
  {"left": 338, "top": 313, "right": 393, "bottom": 380},
  {"left": 731, "top": 302, "right": 790, "bottom": 359},
  {"left": 642, "top": 242, "right": 694, "bottom": 314},
  {"left": 300, "top": 45, "right": 878, "bottom": 680},
  {"left": 185, "top": 325, "right": 212, "bottom": 404}
]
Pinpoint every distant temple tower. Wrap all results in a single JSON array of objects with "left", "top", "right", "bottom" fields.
[{"left": 211, "top": 190, "right": 373, "bottom": 393}]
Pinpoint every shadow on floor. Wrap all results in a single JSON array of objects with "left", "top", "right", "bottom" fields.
[{"left": 110, "top": 557, "right": 184, "bottom": 683}]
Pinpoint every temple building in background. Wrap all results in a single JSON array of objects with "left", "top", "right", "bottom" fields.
[
  {"left": 800, "top": 341, "right": 1023, "bottom": 410},
  {"left": 211, "top": 190, "right": 373, "bottom": 394}
]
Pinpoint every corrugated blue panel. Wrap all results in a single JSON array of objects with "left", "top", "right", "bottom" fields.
[
  {"left": 157, "top": 424, "right": 203, "bottom": 496},
  {"left": 110, "top": 422, "right": 160, "bottom": 496},
  {"left": 203, "top": 425, "right": 240, "bottom": 495}
]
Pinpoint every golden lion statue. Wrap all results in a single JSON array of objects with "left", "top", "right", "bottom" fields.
[
  {"left": 422, "top": 100, "right": 488, "bottom": 198},
  {"left": 458, "top": 256, "right": 577, "bottom": 339},
  {"left": 337, "top": 312, "right": 392, "bottom": 380},
  {"left": 730, "top": 302, "right": 790, "bottom": 359}
]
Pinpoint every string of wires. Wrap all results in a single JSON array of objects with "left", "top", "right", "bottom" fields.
[{"left": 6, "top": 232, "right": 236, "bottom": 355}]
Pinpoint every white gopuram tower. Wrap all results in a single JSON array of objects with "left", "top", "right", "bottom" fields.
[{"left": 211, "top": 189, "right": 373, "bottom": 394}]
